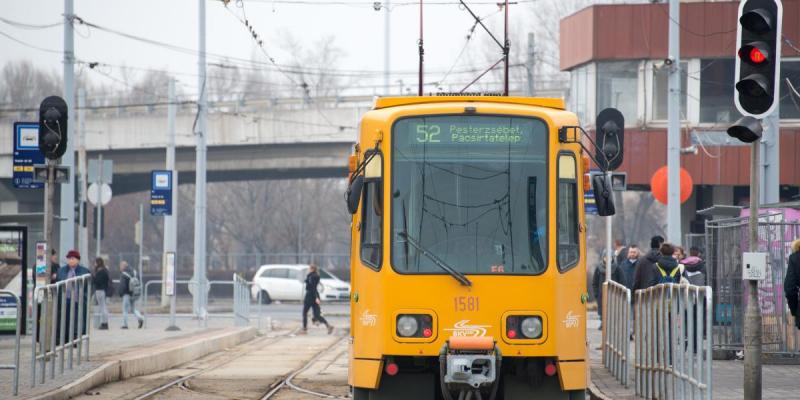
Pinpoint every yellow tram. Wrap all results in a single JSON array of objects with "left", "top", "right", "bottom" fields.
[{"left": 346, "top": 96, "right": 621, "bottom": 400}]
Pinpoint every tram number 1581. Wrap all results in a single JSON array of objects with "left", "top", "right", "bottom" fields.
[{"left": 454, "top": 296, "right": 479, "bottom": 312}]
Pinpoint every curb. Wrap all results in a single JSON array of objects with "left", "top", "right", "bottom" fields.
[
  {"left": 28, "top": 326, "right": 256, "bottom": 400},
  {"left": 587, "top": 381, "right": 613, "bottom": 400}
]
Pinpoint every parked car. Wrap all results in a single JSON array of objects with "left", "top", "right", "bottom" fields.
[{"left": 250, "top": 264, "right": 350, "bottom": 304}]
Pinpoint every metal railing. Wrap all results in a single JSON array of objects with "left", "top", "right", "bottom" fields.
[
  {"left": 602, "top": 281, "right": 631, "bottom": 387},
  {"left": 233, "top": 274, "right": 250, "bottom": 327},
  {"left": 634, "top": 283, "right": 713, "bottom": 400},
  {"left": 0, "top": 290, "right": 21, "bottom": 395},
  {"left": 706, "top": 215, "right": 800, "bottom": 355},
  {"left": 30, "top": 275, "right": 93, "bottom": 388},
  {"left": 142, "top": 279, "right": 265, "bottom": 330}
]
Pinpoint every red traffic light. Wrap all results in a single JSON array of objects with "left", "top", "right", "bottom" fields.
[
  {"left": 738, "top": 42, "right": 770, "bottom": 65},
  {"left": 749, "top": 47, "right": 766, "bottom": 64}
]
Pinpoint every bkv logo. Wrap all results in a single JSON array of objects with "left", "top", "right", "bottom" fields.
[
  {"left": 360, "top": 309, "right": 377, "bottom": 327},
  {"left": 444, "top": 320, "right": 491, "bottom": 337}
]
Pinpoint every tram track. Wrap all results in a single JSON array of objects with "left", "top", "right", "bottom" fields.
[{"left": 260, "top": 336, "right": 350, "bottom": 400}]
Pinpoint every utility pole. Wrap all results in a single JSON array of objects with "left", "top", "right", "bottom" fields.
[
  {"left": 760, "top": 110, "right": 780, "bottom": 204},
  {"left": 194, "top": 0, "right": 208, "bottom": 319},
  {"left": 77, "top": 89, "right": 88, "bottom": 260},
  {"left": 163, "top": 78, "right": 178, "bottom": 308},
  {"left": 745, "top": 140, "right": 763, "bottom": 400},
  {"left": 525, "top": 32, "right": 535, "bottom": 97},
  {"left": 384, "top": 0, "right": 391, "bottom": 95},
  {"left": 138, "top": 204, "right": 144, "bottom": 289},
  {"left": 60, "top": 0, "right": 76, "bottom": 258},
  {"left": 95, "top": 154, "right": 104, "bottom": 258},
  {"left": 666, "top": 0, "right": 681, "bottom": 245}
]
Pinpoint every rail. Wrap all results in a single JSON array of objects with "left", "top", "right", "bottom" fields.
[
  {"left": 602, "top": 281, "right": 630, "bottom": 387},
  {"left": 634, "top": 283, "right": 713, "bottom": 400},
  {"left": 0, "top": 290, "right": 21, "bottom": 395},
  {"left": 30, "top": 274, "right": 93, "bottom": 388},
  {"left": 233, "top": 274, "right": 250, "bottom": 327}
]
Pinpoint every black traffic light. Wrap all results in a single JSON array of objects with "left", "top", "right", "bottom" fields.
[
  {"left": 38, "top": 96, "right": 68, "bottom": 160},
  {"left": 595, "top": 108, "right": 625, "bottom": 171},
  {"left": 728, "top": 115, "right": 764, "bottom": 143},
  {"left": 734, "top": 0, "right": 783, "bottom": 118}
]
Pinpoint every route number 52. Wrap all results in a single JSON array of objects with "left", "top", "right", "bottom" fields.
[{"left": 416, "top": 125, "right": 441, "bottom": 143}]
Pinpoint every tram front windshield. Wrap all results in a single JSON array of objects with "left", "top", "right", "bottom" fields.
[{"left": 391, "top": 115, "right": 548, "bottom": 275}]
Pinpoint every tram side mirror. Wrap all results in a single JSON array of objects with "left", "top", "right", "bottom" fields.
[
  {"left": 592, "top": 174, "right": 616, "bottom": 217},
  {"left": 595, "top": 108, "right": 625, "bottom": 171},
  {"left": 346, "top": 175, "right": 364, "bottom": 215}
]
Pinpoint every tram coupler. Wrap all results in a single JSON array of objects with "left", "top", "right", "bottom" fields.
[{"left": 439, "top": 336, "right": 502, "bottom": 400}]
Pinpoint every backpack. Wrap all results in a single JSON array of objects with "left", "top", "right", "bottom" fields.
[
  {"left": 123, "top": 272, "right": 142, "bottom": 298},
  {"left": 656, "top": 262, "right": 681, "bottom": 284}
]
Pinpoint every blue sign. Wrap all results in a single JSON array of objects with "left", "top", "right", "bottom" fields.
[
  {"left": 12, "top": 122, "right": 44, "bottom": 189},
  {"left": 150, "top": 170, "right": 172, "bottom": 216}
]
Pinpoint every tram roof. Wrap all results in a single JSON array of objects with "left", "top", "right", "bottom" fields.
[{"left": 373, "top": 96, "right": 565, "bottom": 111}]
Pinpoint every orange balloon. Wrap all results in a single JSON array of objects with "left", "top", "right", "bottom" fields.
[{"left": 650, "top": 166, "right": 693, "bottom": 205}]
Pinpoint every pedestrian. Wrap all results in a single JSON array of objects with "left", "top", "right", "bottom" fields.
[
  {"left": 55, "top": 250, "right": 90, "bottom": 344},
  {"left": 119, "top": 261, "right": 143, "bottom": 329},
  {"left": 673, "top": 246, "right": 687, "bottom": 262},
  {"left": 301, "top": 264, "right": 334, "bottom": 334},
  {"left": 50, "top": 249, "right": 60, "bottom": 283},
  {"left": 592, "top": 250, "right": 624, "bottom": 330},
  {"left": 785, "top": 239, "right": 800, "bottom": 330},
  {"left": 93, "top": 257, "right": 112, "bottom": 330},
  {"left": 614, "top": 239, "right": 629, "bottom": 269},
  {"left": 654, "top": 243, "right": 682, "bottom": 284},
  {"left": 633, "top": 235, "right": 665, "bottom": 294},
  {"left": 619, "top": 245, "right": 641, "bottom": 291},
  {"left": 681, "top": 246, "right": 707, "bottom": 286}
]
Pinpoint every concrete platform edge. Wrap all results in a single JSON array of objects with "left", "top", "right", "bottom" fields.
[
  {"left": 27, "top": 326, "right": 256, "bottom": 400},
  {"left": 588, "top": 380, "right": 613, "bottom": 400}
]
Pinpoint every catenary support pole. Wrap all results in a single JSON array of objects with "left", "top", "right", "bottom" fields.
[
  {"left": 526, "top": 32, "right": 535, "bottom": 96},
  {"left": 384, "top": 0, "right": 391, "bottom": 95},
  {"left": 77, "top": 89, "right": 88, "bottom": 260},
  {"left": 95, "top": 154, "right": 103, "bottom": 258},
  {"left": 744, "top": 140, "right": 762, "bottom": 399},
  {"left": 666, "top": 0, "right": 681, "bottom": 244},
  {"left": 194, "top": 0, "right": 209, "bottom": 320},
  {"left": 163, "top": 78, "right": 177, "bottom": 308},
  {"left": 60, "top": 0, "right": 76, "bottom": 258}
]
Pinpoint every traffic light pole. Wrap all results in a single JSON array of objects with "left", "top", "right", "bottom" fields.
[
  {"left": 745, "top": 139, "right": 763, "bottom": 400},
  {"left": 761, "top": 110, "right": 780, "bottom": 204},
  {"left": 666, "top": 0, "right": 682, "bottom": 245},
  {"left": 59, "top": 0, "right": 76, "bottom": 260},
  {"left": 44, "top": 161, "right": 56, "bottom": 272}
]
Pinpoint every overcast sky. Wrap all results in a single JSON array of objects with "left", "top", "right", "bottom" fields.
[{"left": 1, "top": 0, "right": 540, "bottom": 96}]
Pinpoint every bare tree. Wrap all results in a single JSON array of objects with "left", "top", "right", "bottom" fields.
[{"left": 0, "top": 60, "right": 61, "bottom": 110}]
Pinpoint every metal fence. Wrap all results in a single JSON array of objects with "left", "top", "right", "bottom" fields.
[
  {"left": 706, "top": 215, "right": 800, "bottom": 355},
  {"left": 233, "top": 274, "right": 250, "bottom": 327},
  {"left": 0, "top": 290, "right": 21, "bottom": 395},
  {"left": 684, "top": 233, "right": 707, "bottom": 255},
  {"left": 634, "top": 283, "right": 713, "bottom": 400},
  {"left": 29, "top": 275, "right": 93, "bottom": 388},
  {"left": 602, "top": 281, "right": 631, "bottom": 387}
]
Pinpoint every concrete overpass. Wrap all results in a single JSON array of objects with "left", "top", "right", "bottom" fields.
[{"left": 0, "top": 97, "right": 369, "bottom": 213}]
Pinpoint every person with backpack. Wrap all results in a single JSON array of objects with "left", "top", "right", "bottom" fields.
[
  {"left": 785, "top": 239, "right": 800, "bottom": 330},
  {"left": 654, "top": 243, "right": 682, "bottom": 285},
  {"left": 633, "top": 235, "right": 665, "bottom": 295},
  {"left": 681, "top": 247, "right": 707, "bottom": 286},
  {"left": 93, "top": 257, "right": 113, "bottom": 330},
  {"left": 119, "top": 261, "right": 143, "bottom": 329}
]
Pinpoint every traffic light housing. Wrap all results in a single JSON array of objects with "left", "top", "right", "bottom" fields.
[
  {"left": 38, "top": 96, "right": 68, "bottom": 160},
  {"left": 595, "top": 108, "right": 625, "bottom": 171},
  {"left": 728, "top": 115, "right": 764, "bottom": 143},
  {"left": 734, "top": 0, "right": 783, "bottom": 118}
]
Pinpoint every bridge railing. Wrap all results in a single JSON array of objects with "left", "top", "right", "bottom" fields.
[
  {"left": 634, "top": 283, "right": 713, "bottom": 400},
  {"left": 602, "top": 281, "right": 631, "bottom": 387}
]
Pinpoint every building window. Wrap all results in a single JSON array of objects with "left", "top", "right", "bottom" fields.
[
  {"left": 569, "top": 64, "right": 592, "bottom": 125},
  {"left": 780, "top": 60, "right": 800, "bottom": 119},
  {"left": 557, "top": 154, "right": 579, "bottom": 271},
  {"left": 652, "top": 61, "right": 687, "bottom": 120},
  {"left": 596, "top": 61, "right": 638, "bottom": 124},
  {"left": 700, "top": 59, "right": 741, "bottom": 124}
]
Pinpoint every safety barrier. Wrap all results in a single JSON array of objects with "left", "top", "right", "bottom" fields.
[
  {"left": 233, "top": 274, "right": 250, "bottom": 327},
  {"left": 602, "top": 281, "right": 630, "bottom": 387},
  {"left": 0, "top": 290, "right": 21, "bottom": 395},
  {"left": 143, "top": 279, "right": 265, "bottom": 330},
  {"left": 634, "top": 283, "right": 712, "bottom": 400},
  {"left": 30, "top": 274, "right": 93, "bottom": 388}
]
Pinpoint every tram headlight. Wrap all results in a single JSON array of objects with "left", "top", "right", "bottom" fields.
[
  {"left": 520, "top": 317, "right": 543, "bottom": 339},
  {"left": 396, "top": 315, "right": 420, "bottom": 337}
]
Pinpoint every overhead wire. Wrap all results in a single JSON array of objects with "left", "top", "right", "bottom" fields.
[
  {"left": 0, "top": 28, "right": 62, "bottom": 54},
  {"left": 0, "top": 17, "right": 63, "bottom": 30}
]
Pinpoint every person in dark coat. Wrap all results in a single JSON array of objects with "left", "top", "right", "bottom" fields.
[
  {"left": 592, "top": 251, "right": 624, "bottom": 330},
  {"left": 55, "top": 250, "right": 91, "bottom": 344},
  {"left": 785, "top": 239, "right": 800, "bottom": 330},
  {"left": 93, "top": 257, "right": 112, "bottom": 330},
  {"left": 118, "top": 261, "right": 143, "bottom": 329},
  {"left": 50, "top": 249, "right": 60, "bottom": 284},
  {"left": 633, "top": 235, "right": 665, "bottom": 297},
  {"left": 301, "top": 264, "right": 334, "bottom": 334},
  {"left": 619, "top": 245, "right": 641, "bottom": 290},
  {"left": 681, "top": 247, "right": 707, "bottom": 286}
]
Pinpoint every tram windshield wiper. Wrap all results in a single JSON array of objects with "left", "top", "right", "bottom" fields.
[{"left": 397, "top": 231, "right": 472, "bottom": 287}]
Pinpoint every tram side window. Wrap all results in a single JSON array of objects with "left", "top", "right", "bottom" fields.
[
  {"left": 557, "top": 154, "right": 579, "bottom": 271},
  {"left": 360, "top": 180, "right": 382, "bottom": 269}
]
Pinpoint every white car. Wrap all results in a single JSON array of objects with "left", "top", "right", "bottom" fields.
[{"left": 250, "top": 264, "right": 350, "bottom": 304}]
